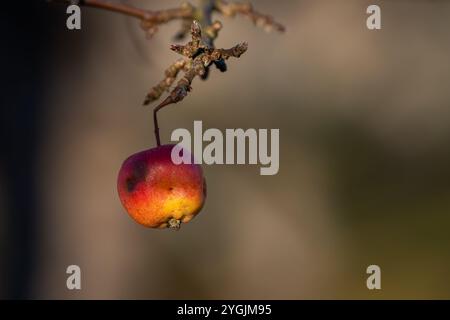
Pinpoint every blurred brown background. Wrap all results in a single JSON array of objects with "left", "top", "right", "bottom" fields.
[{"left": 1, "top": 0, "right": 450, "bottom": 299}]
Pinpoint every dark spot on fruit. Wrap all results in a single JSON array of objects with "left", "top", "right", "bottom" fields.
[
  {"left": 126, "top": 162, "right": 147, "bottom": 192},
  {"left": 126, "top": 177, "right": 137, "bottom": 192},
  {"left": 169, "top": 187, "right": 174, "bottom": 191},
  {"left": 203, "top": 178, "right": 207, "bottom": 197}
]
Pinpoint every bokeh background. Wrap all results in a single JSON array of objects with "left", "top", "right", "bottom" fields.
[{"left": 2, "top": 0, "right": 450, "bottom": 299}]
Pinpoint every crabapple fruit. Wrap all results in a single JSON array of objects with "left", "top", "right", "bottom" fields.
[{"left": 117, "top": 144, "right": 206, "bottom": 229}]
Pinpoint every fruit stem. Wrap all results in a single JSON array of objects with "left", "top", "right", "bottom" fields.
[
  {"left": 153, "top": 107, "right": 161, "bottom": 147},
  {"left": 153, "top": 96, "right": 175, "bottom": 146},
  {"left": 168, "top": 218, "right": 181, "bottom": 230}
]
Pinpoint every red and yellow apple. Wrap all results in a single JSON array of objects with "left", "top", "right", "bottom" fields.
[{"left": 117, "top": 144, "right": 206, "bottom": 229}]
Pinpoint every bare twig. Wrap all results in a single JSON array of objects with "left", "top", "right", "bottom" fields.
[
  {"left": 149, "top": 21, "right": 248, "bottom": 146},
  {"left": 52, "top": 0, "right": 195, "bottom": 38},
  {"left": 75, "top": 0, "right": 153, "bottom": 19},
  {"left": 49, "top": 0, "right": 283, "bottom": 146},
  {"left": 51, "top": 0, "right": 284, "bottom": 38},
  {"left": 214, "top": 0, "right": 285, "bottom": 32},
  {"left": 143, "top": 59, "right": 187, "bottom": 105}
]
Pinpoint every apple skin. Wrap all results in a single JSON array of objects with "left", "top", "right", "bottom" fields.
[{"left": 117, "top": 144, "right": 206, "bottom": 229}]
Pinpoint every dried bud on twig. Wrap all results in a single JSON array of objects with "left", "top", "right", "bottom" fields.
[{"left": 144, "top": 20, "right": 248, "bottom": 108}]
